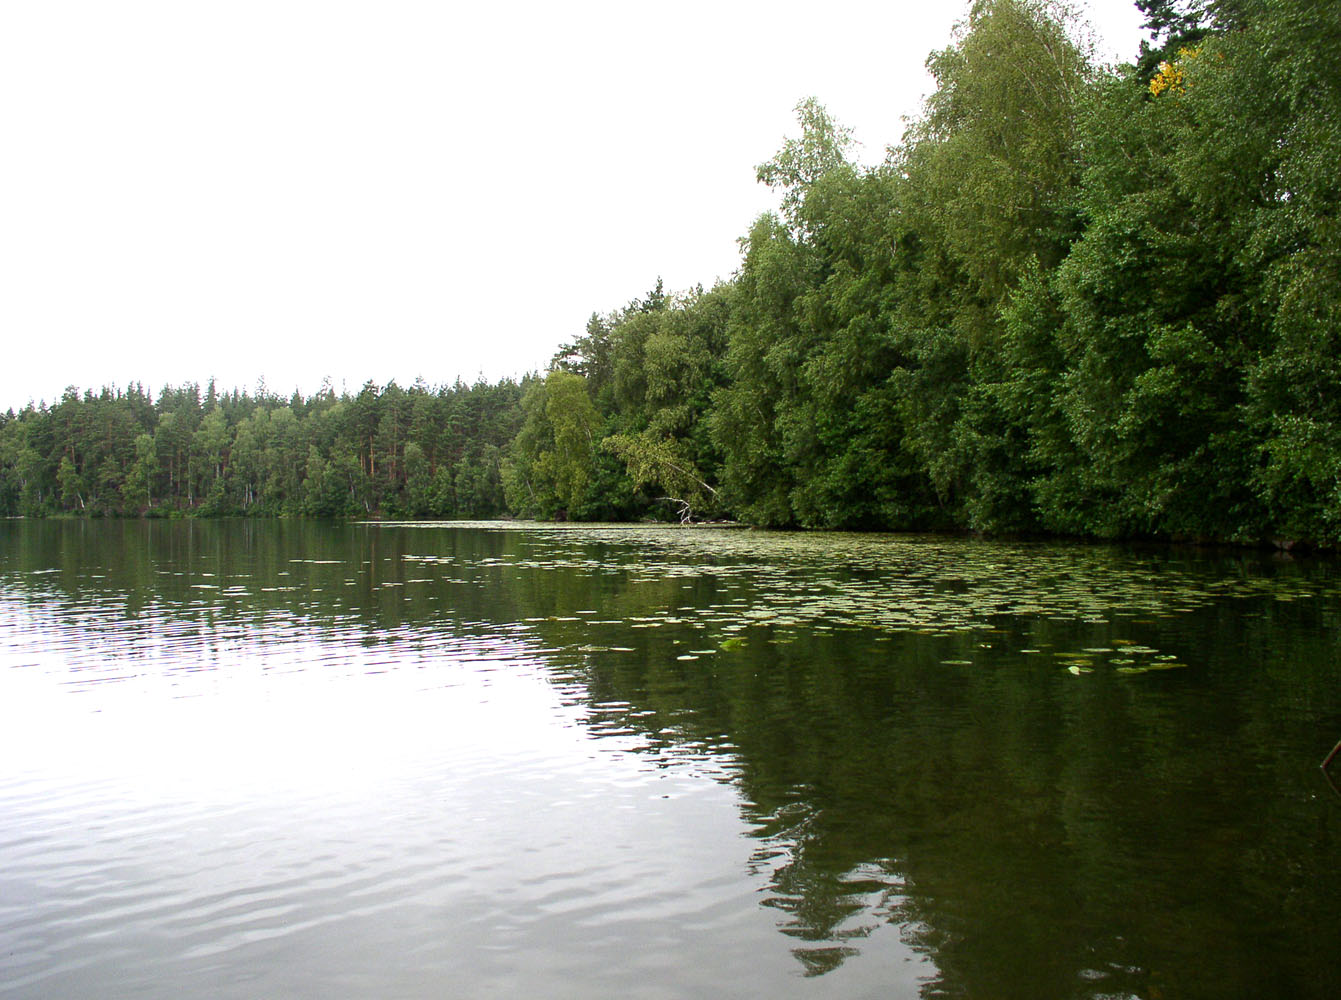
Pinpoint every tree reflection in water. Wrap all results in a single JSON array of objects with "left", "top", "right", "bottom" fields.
[{"left": 2, "top": 520, "right": 1338, "bottom": 999}]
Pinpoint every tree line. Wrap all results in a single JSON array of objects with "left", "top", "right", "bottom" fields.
[
  {"left": 3, "top": 0, "right": 1338, "bottom": 545},
  {"left": 0, "top": 379, "right": 524, "bottom": 519}
]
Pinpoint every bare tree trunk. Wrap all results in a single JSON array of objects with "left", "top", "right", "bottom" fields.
[{"left": 658, "top": 496, "right": 695, "bottom": 524}]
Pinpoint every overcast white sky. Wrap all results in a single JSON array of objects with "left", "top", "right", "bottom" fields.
[{"left": 0, "top": 1, "right": 1146, "bottom": 412}]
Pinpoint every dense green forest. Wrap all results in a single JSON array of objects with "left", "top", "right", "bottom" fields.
[
  {"left": 0, "top": 378, "right": 526, "bottom": 520},
  {"left": 3, "top": 0, "right": 1338, "bottom": 545}
]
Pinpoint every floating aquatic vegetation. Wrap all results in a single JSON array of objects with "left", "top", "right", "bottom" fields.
[
  {"left": 1116, "top": 662, "right": 1186, "bottom": 676},
  {"left": 374, "top": 524, "right": 1339, "bottom": 672}
]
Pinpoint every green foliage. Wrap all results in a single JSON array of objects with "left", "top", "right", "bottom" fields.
[
  {"left": 1234, "top": 0, "right": 1341, "bottom": 542},
  {"left": 3, "top": 0, "right": 1337, "bottom": 544},
  {"left": 603, "top": 432, "right": 718, "bottom": 522},
  {"left": 711, "top": 213, "right": 814, "bottom": 526},
  {"left": 121, "top": 433, "right": 159, "bottom": 512},
  {"left": 504, "top": 371, "right": 606, "bottom": 519},
  {"left": 0, "top": 378, "right": 524, "bottom": 521},
  {"left": 1026, "top": 0, "right": 1341, "bottom": 543},
  {"left": 888, "top": 0, "right": 1094, "bottom": 531},
  {"left": 756, "top": 97, "right": 855, "bottom": 232},
  {"left": 1134, "top": 0, "right": 1211, "bottom": 82},
  {"left": 581, "top": 282, "right": 733, "bottom": 521}
]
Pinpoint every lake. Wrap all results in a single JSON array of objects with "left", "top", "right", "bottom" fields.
[{"left": 1, "top": 519, "right": 1338, "bottom": 999}]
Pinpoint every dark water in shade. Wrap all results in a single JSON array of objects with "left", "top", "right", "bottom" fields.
[{"left": 1, "top": 520, "right": 1338, "bottom": 1000}]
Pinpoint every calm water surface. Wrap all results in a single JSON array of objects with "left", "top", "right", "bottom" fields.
[{"left": 1, "top": 520, "right": 1338, "bottom": 999}]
